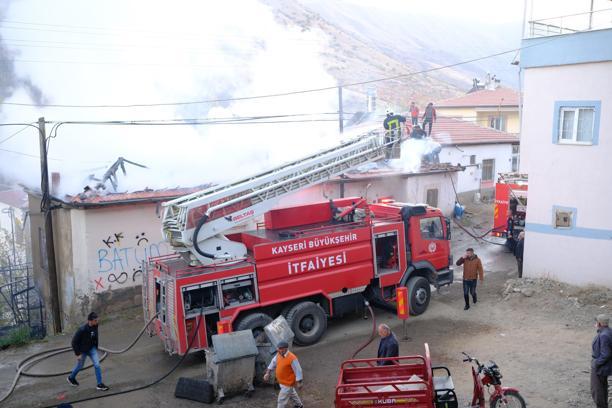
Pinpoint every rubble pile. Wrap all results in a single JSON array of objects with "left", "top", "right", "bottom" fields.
[{"left": 502, "top": 277, "right": 612, "bottom": 309}]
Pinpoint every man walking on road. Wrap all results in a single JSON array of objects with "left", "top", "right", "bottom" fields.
[
  {"left": 67, "top": 312, "right": 109, "bottom": 391},
  {"left": 376, "top": 323, "right": 399, "bottom": 366},
  {"left": 514, "top": 231, "right": 525, "bottom": 278},
  {"left": 264, "top": 341, "right": 304, "bottom": 408},
  {"left": 456, "top": 248, "right": 484, "bottom": 310},
  {"left": 592, "top": 314, "right": 612, "bottom": 408}
]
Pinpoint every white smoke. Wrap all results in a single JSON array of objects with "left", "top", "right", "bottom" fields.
[
  {"left": 0, "top": 0, "right": 351, "bottom": 197},
  {"left": 390, "top": 137, "right": 442, "bottom": 173}
]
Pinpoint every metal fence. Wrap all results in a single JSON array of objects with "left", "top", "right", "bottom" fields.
[
  {"left": 0, "top": 263, "right": 46, "bottom": 340},
  {"left": 528, "top": 8, "right": 612, "bottom": 38}
]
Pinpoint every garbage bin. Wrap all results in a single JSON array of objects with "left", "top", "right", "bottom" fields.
[{"left": 206, "top": 330, "right": 258, "bottom": 403}]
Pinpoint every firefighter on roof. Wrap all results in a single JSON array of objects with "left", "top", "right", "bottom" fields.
[{"left": 383, "top": 109, "right": 406, "bottom": 159}]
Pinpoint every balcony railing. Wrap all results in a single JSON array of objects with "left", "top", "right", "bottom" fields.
[{"left": 528, "top": 7, "right": 612, "bottom": 38}]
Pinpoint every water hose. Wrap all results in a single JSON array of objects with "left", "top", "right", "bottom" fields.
[
  {"left": 39, "top": 310, "right": 204, "bottom": 408},
  {"left": 0, "top": 313, "right": 159, "bottom": 404},
  {"left": 351, "top": 301, "right": 377, "bottom": 359},
  {"left": 452, "top": 218, "right": 506, "bottom": 247}
]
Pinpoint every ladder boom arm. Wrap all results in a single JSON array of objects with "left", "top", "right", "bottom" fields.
[{"left": 161, "top": 129, "right": 399, "bottom": 265}]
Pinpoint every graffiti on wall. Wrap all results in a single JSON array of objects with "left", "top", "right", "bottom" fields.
[{"left": 94, "top": 231, "right": 170, "bottom": 291}]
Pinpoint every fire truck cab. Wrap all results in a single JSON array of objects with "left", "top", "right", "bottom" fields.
[{"left": 144, "top": 197, "right": 453, "bottom": 355}]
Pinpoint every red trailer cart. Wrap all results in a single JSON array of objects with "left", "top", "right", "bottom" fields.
[{"left": 335, "top": 344, "right": 457, "bottom": 408}]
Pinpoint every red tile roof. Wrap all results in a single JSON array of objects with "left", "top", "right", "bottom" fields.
[
  {"left": 67, "top": 186, "right": 205, "bottom": 206},
  {"left": 0, "top": 190, "right": 28, "bottom": 208},
  {"left": 430, "top": 117, "right": 519, "bottom": 146},
  {"left": 436, "top": 87, "right": 519, "bottom": 108}
]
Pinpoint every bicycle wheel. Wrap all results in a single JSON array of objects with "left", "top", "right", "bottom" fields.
[{"left": 490, "top": 390, "right": 526, "bottom": 408}]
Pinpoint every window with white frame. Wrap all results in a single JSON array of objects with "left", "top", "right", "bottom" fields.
[{"left": 558, "top": 107, "right": 595, "bottom": 143}]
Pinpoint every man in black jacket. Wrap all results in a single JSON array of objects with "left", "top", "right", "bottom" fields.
[
  {"left": 376, "top": 323, "right": 399, "bottom": 366},
  {"left": 506, "top": 210, "right": 516, "bottom": 252},
  {"left": 592, "top": 314, "right": 612, "bottom": 407},
  {"left": 67, "top": 312, "right": 109, "bottom": 391},
  {"left": 514, "top": 231, "right": 524, "bottom": 278}
]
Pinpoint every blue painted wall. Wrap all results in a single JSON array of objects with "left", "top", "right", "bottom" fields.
[{"left": 521, "top": 28, "right": 612, "bottom": 68}]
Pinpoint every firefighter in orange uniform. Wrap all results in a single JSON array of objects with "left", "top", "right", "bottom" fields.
[{"left": 263, "top": 341, "right": 304, "bottom": 408}]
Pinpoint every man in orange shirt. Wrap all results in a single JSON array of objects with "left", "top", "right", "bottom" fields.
[{"left": 263, "top": 341, "right": 304, "bottom": 408}]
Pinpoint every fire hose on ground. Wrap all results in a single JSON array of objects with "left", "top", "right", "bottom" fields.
[
  {"left": 452, "top": 218, "right": 506, "bottom": 247},
  {"left": 0, "top": 313, "right": 165, "bottom": 406},
  {"left": 350, "top": 300, "right": 377, "bottom": 359},
  {"left": 4, "top": 306, "right": 205, "bottom": 408}
]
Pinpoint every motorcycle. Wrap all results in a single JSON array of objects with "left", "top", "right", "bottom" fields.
[{"left": 461, "top": 351, "right": 526, "bottom": 408}]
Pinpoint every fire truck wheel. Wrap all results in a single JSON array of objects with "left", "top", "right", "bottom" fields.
[
  {"left": 407, "top": 276, "right": 431, "bottom": 316},
  {"left": 286, "top": 301, "right": 327, "bottom": 346},
  {"left": 280, "top": 303, "right": 294, "bottom": 319},
  {"left": 234, "top": 312, "right": 273, "bottom": 344}
]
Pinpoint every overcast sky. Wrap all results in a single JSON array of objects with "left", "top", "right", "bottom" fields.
[
  {"left": 1, "top": 0, "right": 609, "bottom": 194},
  {"left": 334, "top": 0, "right": 611, "bottom": 27}
]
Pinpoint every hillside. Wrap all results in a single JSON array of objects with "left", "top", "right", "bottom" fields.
[{"left": 265, "top": 0, "right": 521, "bottom": 110}]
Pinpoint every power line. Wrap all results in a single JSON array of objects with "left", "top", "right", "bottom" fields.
[
  {"left": 0, "top": 125, "right": 32, "bottom": 145},
  {"left": 2, "top": 38, "right": 324, "bottom": 58},
  {"left": 45, "top": 112, "right": 343, "bottom": 124},
  {"left": 4, "top": 58, "right": 249, "bottom": 69},
  {"left": 0, "top": 147, "right": 58, "bottom": 161},
  {"left": 0, "top": 22, "right": 320, "bottom": 43},
  {"left": 0, "top": 36, "right": 560, "bottom": 109}
]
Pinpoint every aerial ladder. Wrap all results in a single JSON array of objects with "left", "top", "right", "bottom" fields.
[{"left": 162, "top": 129, "right": 401, "bottom": 266}]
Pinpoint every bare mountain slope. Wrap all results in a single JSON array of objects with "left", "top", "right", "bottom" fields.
[{"left": 264, "top": 0, "right": 521, "bottom": 109}]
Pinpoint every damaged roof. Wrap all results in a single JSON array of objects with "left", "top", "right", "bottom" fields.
[
  {"left": 334, "top": 163, "right": 465, "bottom": 182},
  {"left": 431, "top": 117, "right": 519, "bottom": 146},
  {"left": 437, "top": 87, "right": 519, "bottom": 108},
  {"left": 65, "top": 186, "right": 205, "bottom": 207}
]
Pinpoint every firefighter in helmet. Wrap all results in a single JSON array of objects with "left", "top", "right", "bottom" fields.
[{"left": 383, "top": 109, "right": 406, "bottom": 159}]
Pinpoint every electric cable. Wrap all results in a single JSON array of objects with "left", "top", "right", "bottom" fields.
[
  {"left": 0, "top": 21, "right": 321, "bottom": 43},
  {"left": 0, "top": 34, "right": 568, "bottom": 109},
  {"left": 0, "top": 125, "right": 32, "bottom": 145}
]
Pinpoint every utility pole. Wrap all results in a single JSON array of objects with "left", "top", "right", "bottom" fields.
[
  {"left": 38, "top": 117, "right": 62, "bottom": 333},
  {"left": 588, "top": 0, "right": 595, "bottom": 30},
  {"left": 338, "top": 86, "right": 344, "bottom": 134}
]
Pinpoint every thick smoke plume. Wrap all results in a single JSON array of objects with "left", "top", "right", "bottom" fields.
[
  {"left": 0, "top": 3, "right": 45, "bottom": 107},
  {"left": 0, "top": 1, "right": 361, "bottom": 197}
]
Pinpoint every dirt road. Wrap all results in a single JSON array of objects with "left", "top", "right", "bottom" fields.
[{"left": 0, "top": 204, "right": 604, "bottom": 407}]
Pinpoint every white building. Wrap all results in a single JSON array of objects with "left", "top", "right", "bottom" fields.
[
  {"left": 430, "top": 117, "right": 519, "bottom": 198},
  {"left": 520, "top": 26, "right": 612, "bottom": 285},
  {"left": 278, "top": 165, "right": 463, "bottom": 216}
]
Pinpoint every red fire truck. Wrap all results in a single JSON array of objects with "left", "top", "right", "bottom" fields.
[
  {"left": 492, "top": 173, "right": 528, "bottom": 238},
  {"left": 143, "top": 131, "right": 453, "bottom": 355}
]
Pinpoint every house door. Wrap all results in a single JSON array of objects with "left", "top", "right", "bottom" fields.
[
  {"left": 481, "top": 159, "right": 495, "bottom": 189},
  {"left": 426, "top": 188, "right": 439, "bottom": 208}
]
